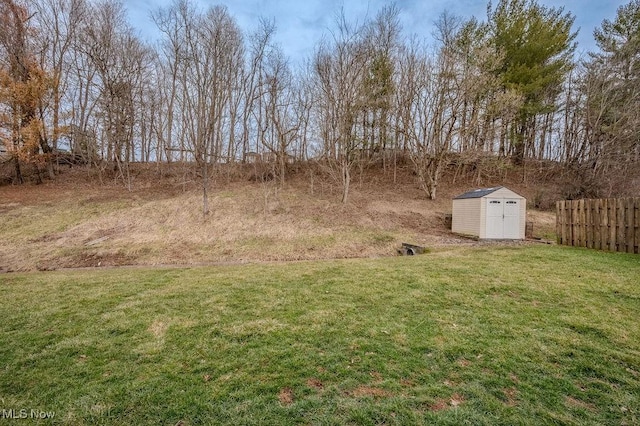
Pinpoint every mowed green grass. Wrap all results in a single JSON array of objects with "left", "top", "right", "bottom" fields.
[{"left": 1, "top": 245, "right": 638, "bottom": 425}]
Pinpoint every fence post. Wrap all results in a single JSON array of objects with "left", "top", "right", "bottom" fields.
[
  {"left": 625, "top": 198, "right": 634, "bottom": 254},
  {"left": 569, "top": 200, "right": 575, "bottom": 247},
  {"left": 633, "top": 198, "right": 640, "bottom": 254},
  {"left": 566, "top": 200, "right": 572, "bottom": 246},
  {"left": 556, "top": 200, "right": 564, "bottom": 245},
  {"left": 616, "top": 198, "right": 625, "bottom": 252},
  {"left": 601, "top": 198, "right": 609, "bottom": 250},
  {"left": 574, "top": 199, "right": 581, "bottom": 247},
  {"left": 579, "top": 199, "right": 587, "bottom": 247},
  {"left": 591, "top": 200, "right": 602, "bottom": 250},
  {"left": 587, "top": 200, "right": 593, "bottom": 248},
  {"left": 556, "top": 201, "right": 561, "bottom": 244},
  {"left": 608, "top": 199, "right": 616, "bottom": 251}
]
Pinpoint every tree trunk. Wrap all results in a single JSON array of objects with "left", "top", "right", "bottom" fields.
[
  {"left": 13, "top": 155, "right": 23, "bottom": 184},
  {"left": 512, "top": 121, "right": 527, "bottom": 165},
  {"left": 202, "top": 161, "right": 209, "bottom": 216},
  {"left": 341, "top": 161, "right": 350, "bottom": 204},
  {"left": 279, "top": 153, "right": 286, "bottom": 186}
]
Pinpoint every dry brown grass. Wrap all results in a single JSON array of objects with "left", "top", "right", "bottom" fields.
[
  {"left": 0, "top": 164, "right": 556, "bottom": 271},
  {"left": 526, "top": 209, "right": 557, "bottom": 238},
  {"left": 348, "top": 386, "right": 390, "bottom": 398}
]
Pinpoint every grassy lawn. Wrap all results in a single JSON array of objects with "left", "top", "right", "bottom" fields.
[{"left": 1, "top": 245, "right": 638, "bottom": 425}]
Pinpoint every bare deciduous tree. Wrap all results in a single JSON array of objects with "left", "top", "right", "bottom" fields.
[
  {"left": 33, "top": 0, "right": 86, "bottom": 162},
  {"left": 313, "top": 13, "right": 369, "bottom": 203},
  {"left": 157, "top": 0, "right": 243, "bottom": 215},
  {"left": 259, "top": 48, "right": 302, "bottom": 184}
]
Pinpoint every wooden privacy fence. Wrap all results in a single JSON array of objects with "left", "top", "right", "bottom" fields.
[{"left": 556, "top": 198, "right": 640, "bottom": 254}]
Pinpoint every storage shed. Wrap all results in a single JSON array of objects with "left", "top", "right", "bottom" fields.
[{"left": 452, "top": 187, "right": 526, "bottom": 239}]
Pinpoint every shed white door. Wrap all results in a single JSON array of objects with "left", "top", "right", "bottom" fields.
[
  {"left": 486, "top": 199, "right": 504, "bottom": 238},
  {"left": 503, "top": 199, "right": 521, "bottom": 239},
  {"left": 486, "top": 198, "right": 521, "bottom": 239}
]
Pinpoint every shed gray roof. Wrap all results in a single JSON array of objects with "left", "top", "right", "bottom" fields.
[{"left": 453, "top": 186, "right": 504, "bottom": 200}]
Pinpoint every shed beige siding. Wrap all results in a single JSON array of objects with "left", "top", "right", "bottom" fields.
[
  {"left": 452, "top": 198, "right": 482, "bottom": 236},
  {"left": 479, "top": 199, "right": 488, "bottom": 239},
  {"left": 519, "top": 199, "right": 526, "bottom": 239},
  {"left": 452, "top": 187, "right": 527, "bottom": 239}
]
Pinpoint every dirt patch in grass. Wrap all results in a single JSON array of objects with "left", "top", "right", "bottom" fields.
[
  {"left": 400, "top": 378, "right": 415, "bottom": 387},
  {"left": 450, "top": 393, "right": 465, "bottom": 407},
  {"left": 348, "top": 386, "right": 390, "bottom": 398},
  {"left": 503, "top": 387, "right": 519, "bottom": 406},
  {"left": 457, "top": 358, "right": 472, "bottom": 367},
  {"left": 306, "top": 378, "right": 324, "bottom": 390},
  {"left": 429, "top": 399, "right": 449, "bottom": 412},
  {"left": 278, "top": 387, "right": 294, "bottom": 406},
  {"left": 428, "top": 393, "right": 465, "bottom": 411}
]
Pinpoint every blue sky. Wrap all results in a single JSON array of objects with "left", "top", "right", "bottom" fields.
[{"left": 126, "top": 0, "right": 627, "bottom": 61}]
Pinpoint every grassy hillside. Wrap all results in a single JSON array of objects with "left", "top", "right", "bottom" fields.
[
  {"left": 1, "top": 245, "right": 638, "bottom": 424},
  {"left": 0, "top": 165, "right": 556, "bottom": 272}
]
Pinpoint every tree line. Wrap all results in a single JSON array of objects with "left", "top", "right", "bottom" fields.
[{"left": 1, "top": 0, "right": 638, "bottom": 205}]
